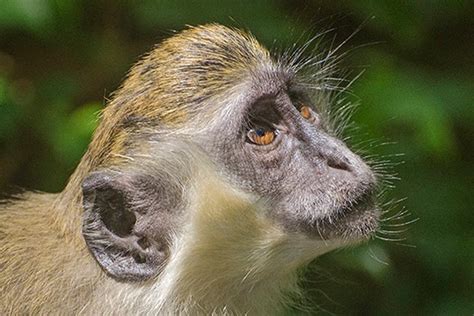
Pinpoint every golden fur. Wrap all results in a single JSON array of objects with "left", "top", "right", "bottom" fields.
[
  {"left": 1, "top": 24, "right": 347, "bottom": 315},
  {"left": 0, "top": 167, "right": 339, "bottom": 315}
]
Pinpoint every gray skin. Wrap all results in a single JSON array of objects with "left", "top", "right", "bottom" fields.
[
  {"left": 198, "top": 69, "right": 378, "bottom": 241},
  {"left": 82, "top": 56, "right": 379, "bottom": 283}
]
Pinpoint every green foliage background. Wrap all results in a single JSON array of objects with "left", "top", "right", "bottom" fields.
[{"left": 0, "top": 1, "right": 472, "bottom": 314}]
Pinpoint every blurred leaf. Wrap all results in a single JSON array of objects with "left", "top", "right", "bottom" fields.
[
  {"left": 0, "top": 0, "right": 54, "bottom": 34},
  {"left": 0, "top": 76, "right": 21, "bottom": 138},
  {"left": 353, "top": 50, "right": 458, "bottom": 159},
  {"left": 52, "top": 102, "right": 101, "bottom": 165},
  {"left": 131, "top": 0, "right": 305, "bottom": 45}
]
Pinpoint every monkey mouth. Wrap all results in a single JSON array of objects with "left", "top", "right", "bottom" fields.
[{"left": 313, "top": 191, "right": 380, "bottom": 242}]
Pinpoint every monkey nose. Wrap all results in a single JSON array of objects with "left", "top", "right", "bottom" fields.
[{"left": 326, "top": 154, "right": 352, "bottom": 173}]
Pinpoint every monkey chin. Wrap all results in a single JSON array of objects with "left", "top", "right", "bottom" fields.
[
  {"left": 323, "top": 203, "right": 380, "bottom": 246},
  {"left": 309, "top": 194, "right": 380, "bottom": 247}
]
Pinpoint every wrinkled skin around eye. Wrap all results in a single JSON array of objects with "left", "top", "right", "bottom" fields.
[{"left": 198, "top": 89, "right": 378, "bottom": 241}]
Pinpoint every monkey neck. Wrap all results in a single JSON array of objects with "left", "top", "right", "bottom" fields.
[
  {"left": 145, "top": 177, "right": 319, "bottom": 314},
  {"left": 159, "top": 230, "right": 303, "bottom": 314},
  {"left": 91, "top": 202, "right": 305, "bottom": 315},
  {"left": 82, "top": 176, "right": 316, "bottom": 315}
]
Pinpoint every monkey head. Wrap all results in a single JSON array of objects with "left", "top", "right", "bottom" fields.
[{"left": 79, "top": 24, "right": 379, "bottom": 283}]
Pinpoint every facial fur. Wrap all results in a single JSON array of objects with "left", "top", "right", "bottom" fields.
[
  {"left": 80, "top": 22, "right": 380, "bottom": 287},
  {"left": 0, "top": 24, "right": 380, "bottom": 315},
  {"left": 197, "top": 72, "right": 379, "bottom": 242}
]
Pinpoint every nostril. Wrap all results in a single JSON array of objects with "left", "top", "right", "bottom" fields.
[{"left": 327, "top": 157, "right": 351, "bottom": 172}]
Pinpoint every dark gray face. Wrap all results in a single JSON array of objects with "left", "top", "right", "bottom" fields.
[{"left": 200, "top": 70, "right": 379, "bottom": 241}]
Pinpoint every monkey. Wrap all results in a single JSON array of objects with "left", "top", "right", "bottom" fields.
[{"left": 0, "top": 24, "right": 380, "bottom": 315}]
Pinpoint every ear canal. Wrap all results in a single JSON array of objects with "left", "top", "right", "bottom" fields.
[
  {"left": 81, "top": 171, "right": 167, "bottom": 282},
  {"left": 95, "top": 187, "right": 136, "bottom": 238}
]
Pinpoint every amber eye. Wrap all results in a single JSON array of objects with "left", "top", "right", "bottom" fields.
[
  {"left": 300, "top": 105, "right": 320, "bottom": 125},
  {"left": 247, "top": 127, "right": 276, "bottom": 145},
  {"left": 300, "top": 105, "right": 312, "bottom": 120}
]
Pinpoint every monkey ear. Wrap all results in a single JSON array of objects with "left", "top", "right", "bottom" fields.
[{"left": 81, "top": 171, "right": 167, "bottom": 282}]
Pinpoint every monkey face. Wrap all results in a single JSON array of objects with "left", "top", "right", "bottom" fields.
[
  {"left": 80, "top": 25, "right": 380, "bottom": 283},
  {"left": 199, "top": 72, "right": 379, "bottom": 242}
]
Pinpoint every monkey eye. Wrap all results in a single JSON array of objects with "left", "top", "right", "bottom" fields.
[
  {"left": 300, "top": 105, "right": 320, "bottom": 125},
  {"left": 247, "top": 127, "right": 276, "bottom": 145},
  {"left": 300, "top": 106, "right": 312, "bottom": 119}
]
